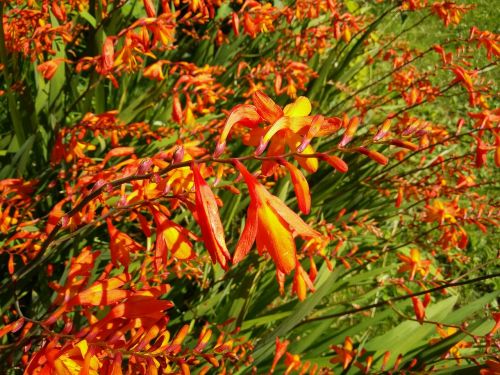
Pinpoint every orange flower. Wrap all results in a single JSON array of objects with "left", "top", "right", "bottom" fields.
[
  {"left": 320, "top": 154, "right": 349, "bottom": 173},
  {"left": 143, "top": 60, "right": 168, "bottom": 81},
  {"left": 271, "top": 337, "right": 290, "bottom": 373},
  {"left": 292, "top": 262, "right": 315, "bottom": 301},
  {"left": 232, "top": 160, "right": 320, "bottom": 274},
  {"left": 412, "top": 296, "right": 426, "bottom": 323},
  {"left": 216, "top": 91, "right": 344, "bottom": 174},
  {"left": 430, "top": 326, "right": 472, "bottom": 362},
  {"left": 284, "top": 352, "right": 302, "bottom": 374},
  {"left": 254, "top": 93, "right": 319, "bottom": 173},
  {"left": 330, "top": 337, "right": 355, "bottom": 369},
  {"left": 143, "top": 0, "right": 157, "bottom": 17},
  {"left": 431, "top": 2, "right": 471, "bottom": 26},
  {"left": 151, "top": 207, "right": 195, "bottom": 271},
  {"left": 213, "top": 104, "right": 261, "bottom": 157},
  {"left": 450, "top": 66, "right": 483, "bottom": 106},
  {"left": 107, "top": 219, "right": 144, "bottom": 268},
  {"left": 356, "top": 146, "right": 388, "bottom": 165},
  {"left": 231, "top": 12, "right": 240, "bottom": 36},
  {"left": 101, "top": 36, "right": 115, "bottom": 73},
  {"left": 339, "top": 116, "right": 359, "bottom": 147},
  {"left": 468, "top": 108, "right": 500, "bottom": 130},
  {"left": 424, "top": 199, "right": 462, "bottom": 224},
  {"left": 192, "top": 162, "right": 231, "bottom": 270},
  {"left": 37, "top": 58, "right": 67, "bottom": 80},
  {"left": 397, "top": 249, "right": 431, "bottom": 280}
]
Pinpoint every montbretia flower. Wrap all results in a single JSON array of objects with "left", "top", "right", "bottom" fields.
[
  {"left": 424, "top": 199, "right": 462, "bottom": 224},
  {"left": 143, "top": 0, "right": 157, "bottom": 17},
  {"left": 271, "top": 337, "right": 290, "bottom": 373},
  {"left": 37, "top": 58, "right": 68, "bottom": 80},
  {"left": 330, "top": 337, "right": 355, "bottom": 369},
  {"left": 213, "top": 104, "right": 261, "bottom": 157},
  {"left": 356, "top": 147, "right": 388, "bottom": 165},
  {"left": 254, "top": 93, "right": 319, "bottom": 173},
  {"left": 431, "top": 326, "right": 473, "bottom": 360},
  {"left": 215, "top": 91, "right": 342, "bottom": 174},
  {"left": 143, "top": 60, "right": 168, "bottom": 81},
  {"left": 431, "top": 2, "right": 471, "bottom": 26},
  {"left": 101, "top": 36, "right": 115, "bottom": 74},
  {"left": 397, "top": 249, "right": 431, "bottom": 280},
  {"left": 107, "top": 219, "right": 145, "bottom": 268},
  {"left": 232, "top": 160, "right": 320, "bottom": 274},
  {"left": 373, "top": 119, "right": 392, "bottom": 141},
  {"left": 292, "top": 262, "right": 315, "bottom": 301},
  {"left": 320, "top": 154, "right": 349, "bottom": 173}
]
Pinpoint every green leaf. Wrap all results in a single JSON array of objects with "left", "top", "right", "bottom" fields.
[
  {"left": 252, "top": 266, "right": 345, "bottom": 365},
  {"left": 409, "top": 319, "right": 492, "bottom": 371},
  {"left": 366, "top": 296, "right": 458, "bottom": 368},
  {"left": 215, "top": 1, "right": 232, "bottom": 21},
  {"left": 79, "top": 10, "right": 97, "bottom": 28}
]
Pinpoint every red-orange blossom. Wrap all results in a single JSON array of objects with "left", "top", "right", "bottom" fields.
[{"left": 232, "top": 160, "right": 320, "bottom": 274}]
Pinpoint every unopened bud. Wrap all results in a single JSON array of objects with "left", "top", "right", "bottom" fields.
[
  {"left": 90, "top": 179, "right": 106, "bottom": 194},
  {"left": 213, "top": 142, "right": 225, "bottom": 158},
  {"left": 137, "top": 158, "right": 153, "bottom": 175},
  {"left": 152, "top": 173, "right": 161, "bottom": 184},
  {"left": 320, "top": 154, "right": 348, "bottom": 173},
  {"left": 255, "top": 137, "right": 268, "bottom": 156},
  {"left": 356, "top": 147, "right": 388, "bottom": 165},
  {"left": 296, "top": 135, "right": 311, "bottom": 153},
  {"left": 173, "top": 146, "right": 185, "bottom": 163},
  {"left": 60, "top": 215, "right": 69, "bottom": 228},
  {"left": 117, "top": 195, "right": 127, "bottom": 207},
  {"left": 390, "top": 139, "right": 419, "bottom": 151}
]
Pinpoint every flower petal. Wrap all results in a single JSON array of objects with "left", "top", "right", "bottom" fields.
[
  {"left": 215, "top": 104, "right": 261, "bottom": 157},
  {"left": 283, "top": 96, "right": 312, "bottom": 117},
  {"left": 374, "top": 119, "right": 392, "bottom": 141},
  {"left": 252, "top": 91, "right": 283, "bottom": 123},
  {"left": 261, "top": 137, "right": 286, "bottom": 176},
  {"left": 258, "top": 117, "right": 313, "bottom": 155},
  {"left": 192, "top": 162, "right": 231, "bottom": 269},
  {"left": 297, "top": 115, "right": 323, "bottom": 152},
  {"left": 266, "top": 194, "right": 320, "bottom": 238},
  {"left": 287, "top": 133, "right": 318, "bottom": 173},
  {"left": 256, "top": 203, "right": 297, "bottom": 274},
  {"left": 280, "top": 161, "right": 311, "bottom": 214},
  {"left": 233, "top": 202, "right": 258, "bottom": 264}
]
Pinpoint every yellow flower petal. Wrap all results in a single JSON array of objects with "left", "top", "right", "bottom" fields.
[
  {"left": 256, "top": 204, "right": 296, "bottom": 274},
  {"left": 283, "top": 96, "right": 312, "bottom": 117},
  {"left": 164, "top": 225, "right": 193, "bottom": 260}
]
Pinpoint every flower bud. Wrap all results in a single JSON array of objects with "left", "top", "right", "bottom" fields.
[{"left": 173, "top": 146, "right": 185, "bottom": 163}]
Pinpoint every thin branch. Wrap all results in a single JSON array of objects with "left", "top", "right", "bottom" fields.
[{"left": 298, "top": 272, "right": 500, "bottom": 326}]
